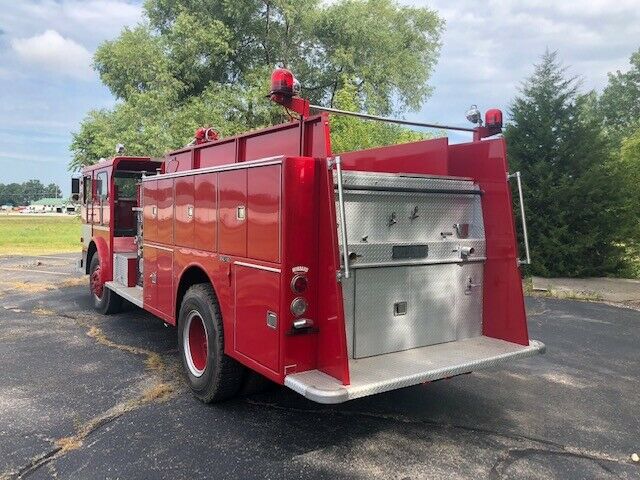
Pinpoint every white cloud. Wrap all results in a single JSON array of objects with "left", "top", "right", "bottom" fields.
[
  {"left": 11, "top": 30, "right": 94, "bottom": 80},
  {"left": 397, "top": 0, "right": 640, "bottom": 139},
  {"left": 1, "top": 1, "right": 143, "bottom": 47}
]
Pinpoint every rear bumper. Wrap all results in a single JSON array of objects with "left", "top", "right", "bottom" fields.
[{"left": 285, "top": 336, "right": 545, "bottom": 404}]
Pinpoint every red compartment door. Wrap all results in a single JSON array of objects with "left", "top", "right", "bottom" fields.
[
  {"left": 175, "top": 176, "right": 195, "bottom": 248},
  {"left": 218, "top": 170, "right": 247, "bottom": 257},
  {"left": 234, "top": 264, "right": 280, "bottom": 373},
  {"left": 247, "top": 165, "right": 281, "bottom": 262},
  {"left": 143, "top": 179, "right": 158, "bottom": 242}
]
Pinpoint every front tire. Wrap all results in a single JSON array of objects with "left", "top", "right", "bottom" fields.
[
  {"left": 89, "top": 254, "right": 122, "bottom": 315},
  {"left": 178, "top": 283, "right": 245, "bottom": 403}
]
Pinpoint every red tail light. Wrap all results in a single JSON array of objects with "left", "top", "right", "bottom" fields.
[
  {"left": 270, "top": 68, "right": 295, "bottom": 96},
  {"left": 290, "top": 274, "right": 308, "bottom": 294}
]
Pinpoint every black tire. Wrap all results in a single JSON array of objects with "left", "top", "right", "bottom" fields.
[
  {"left": 89, "top": 254, "right": 122, "bottom": 315},
  {"left": 178, "top": 283, "right": 245, "bottom": 403}
]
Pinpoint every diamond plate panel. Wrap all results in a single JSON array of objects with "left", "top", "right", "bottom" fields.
[
  {"left": 352, "top": 262, "right": 483, "bottom": 358},
  {"left": 284, "top": 337, "right": 546, "bottom": 403},
  {"left": 339, "top": 171, "right": 477, "bottom": 192},
  {"left": 337, "top": 191, "right": 485, "bottom": 245}
]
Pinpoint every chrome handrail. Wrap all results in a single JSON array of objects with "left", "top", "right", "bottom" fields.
[
  {"left": 508, "top": 171, "right": 531, "bottom": 265},
  {"left": 333, "top": 156, "right": 351, "bottom": 279}
]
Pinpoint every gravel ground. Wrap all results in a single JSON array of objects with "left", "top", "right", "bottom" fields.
[{"left": 1, "top": 253, "right": 639, "bottom": 480}]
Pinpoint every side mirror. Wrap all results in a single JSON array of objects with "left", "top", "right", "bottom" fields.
[{"left": 71, "top": 177, "right": 80, "bottom": 202}]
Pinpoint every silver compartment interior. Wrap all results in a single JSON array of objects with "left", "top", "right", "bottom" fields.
[{"left": 337, "top": 172, "right": 486, "bottom": 359}]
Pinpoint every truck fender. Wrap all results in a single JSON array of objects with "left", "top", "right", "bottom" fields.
[{"left": 90, "top": 236, "right": 112, "bottom": 284}]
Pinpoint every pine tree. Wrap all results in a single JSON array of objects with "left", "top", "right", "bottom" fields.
[{"left": 505, "top": 51, "right": 626, "bottom": 277}]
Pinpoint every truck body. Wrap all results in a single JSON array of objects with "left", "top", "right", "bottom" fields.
[{"left": 78, "top": 73, "right": 544, "bottom": 404}]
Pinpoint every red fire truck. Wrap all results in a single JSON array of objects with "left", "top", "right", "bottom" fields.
[{"left": 75, "top": 68, "right": 544, "bottom": 404}]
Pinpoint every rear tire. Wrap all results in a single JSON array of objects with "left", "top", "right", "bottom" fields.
[
  {"left": 178, "top": 283, "right": 245, "bottom": 403},
  {"left": 89, "top": 254, "right": 122, "bottom": 315}
]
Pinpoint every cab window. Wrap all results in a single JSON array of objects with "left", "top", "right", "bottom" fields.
[
  {"left": 96, "top": 172, "right": 108, "bottom": 201},
  {"left": 82, "top": 176, "right": 92, "bottom": 204}
]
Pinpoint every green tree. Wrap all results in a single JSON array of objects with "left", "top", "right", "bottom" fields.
[
  {"left": 330, "top": 78, "right": 428, "bottom": 153},
  {"left": 505, "top": 51, "right": 627, "bottom": 277},
  {"left": 599, "top": 48, "right": 640, "bottom": 144},
  {"left": 70, "top": 0, "right": 443, "bottom": 170}
]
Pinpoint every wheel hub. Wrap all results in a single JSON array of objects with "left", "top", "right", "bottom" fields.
[
  {"left": 90, "top": 266, "right": 104, "bottom": 300},
  {"left": 184, "top": 311, "right": 208, "bottom": 377}
]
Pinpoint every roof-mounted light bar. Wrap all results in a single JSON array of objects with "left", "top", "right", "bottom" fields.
[{"left": 267, "top": 68, "right": 503, "bottom": 140}]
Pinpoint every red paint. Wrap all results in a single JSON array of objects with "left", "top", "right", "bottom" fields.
[
  {"left": 340, "top": 137, "right": 448, "bottom": 176},
  {"left": 247, "top": 165, "right": 280, "bottom": 262},
  {"left": 174, "top": 176, "right": 195, "bottom": 248},
  {"left": 448, "top": 138, "right": 529, "bottom": 345},
  {"left": 188, "top": 313, "right": 208, "bottom": 371},
  {"left": 218, "top": 169, "right": 247, "bottom": 257},
  {"left": 143, "top": 179, "right": 158, "bottom": 242},
  {"left": 234, "top": 265, "right": 280, "bottom": 373},
  {"left": 156, "top": 179, "right": 174, "bottom": 244},
  {"left": 194, "top": 173, "right": 217, "bottom": 250}
]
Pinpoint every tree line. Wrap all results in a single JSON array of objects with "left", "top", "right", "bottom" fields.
[
  {"left": 69, "top": 0, "right": 639, "bottom": 278},
  {"left": 0, "top": 180, "right": 62, "bottom": 206},
  {"left": 506, "top": 49, "right": 640, "bottom": 278}
]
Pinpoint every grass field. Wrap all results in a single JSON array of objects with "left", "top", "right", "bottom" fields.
[{"left": 0, "top": 215, "right": 81, "bottom": 255}]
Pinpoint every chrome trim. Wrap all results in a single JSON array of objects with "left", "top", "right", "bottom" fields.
[
  {"left": 141, "top": 157, "right": 283, "bottom": 182},
  {"left": 351, "top": 257, "right": 487, "bottom": 269},
  {"left": 509, "top": 171, "right": 531, "bottom": 265},
  {"left": 143, "top": 242, "right": 174, "bottom": 252},
  {"left": 334, "top": 156, "right": 350, "bottom": 279},
  {"left": 234, "top": 261, "right": 281, "bottom": 273}
]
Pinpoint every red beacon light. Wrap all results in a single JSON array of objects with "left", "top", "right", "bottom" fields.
[
  {"left": 270, "top": 68, "right": 295, "bottom": 96},
  {"left": 269, "top": 67, "right": 309, "bottom": 117},
  {"left": 485, "top": 109, "right": 503, "bottom": 134}
]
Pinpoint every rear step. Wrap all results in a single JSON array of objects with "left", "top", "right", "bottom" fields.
[{"left": 285, "top": 336, "right": 545, "bottom": 404}]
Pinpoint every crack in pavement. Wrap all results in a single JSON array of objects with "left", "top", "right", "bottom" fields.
[
  {"left": 244, "top": 399, "right": 634, "bottom": 472},
  {"left": 488, "top": 447, "right": 625, "bottom": 480},
  {"left": 0, "top": 310, "right": 181, "bottom": 480}
]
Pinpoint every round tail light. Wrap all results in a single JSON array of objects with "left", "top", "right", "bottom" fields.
[
  {"left": 290, "top": 297, "right": 308, "bottom": 317},
  {"left": 290, "top": 274, "right": 308, "bottom": 294}
]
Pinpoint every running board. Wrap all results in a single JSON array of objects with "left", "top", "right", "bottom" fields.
[
  {"left": 285, "top": 336, "right": 545, "bottom": 404},
  {"left": 104, "top": 281, "right": 143, "bottom": 308}
]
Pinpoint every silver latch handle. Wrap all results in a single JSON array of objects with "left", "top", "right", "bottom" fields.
[{"left": 508, "top": 171, "right": 531, "bottom": 265}]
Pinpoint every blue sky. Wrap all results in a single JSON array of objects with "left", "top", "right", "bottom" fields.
[{"left": 0, "top": 0, "right": 638, "bottom": 196}]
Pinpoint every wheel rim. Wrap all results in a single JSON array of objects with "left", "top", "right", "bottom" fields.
[
  {"left": 90, "top": 265, "right": 104, "bottom": 300},
  {"left": 184, "top": 310, "right": 208, "bottom": 377}
]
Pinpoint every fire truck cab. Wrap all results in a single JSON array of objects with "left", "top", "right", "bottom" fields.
[{"left": 77, "top": 69, "right": 544, "bottom": 404}]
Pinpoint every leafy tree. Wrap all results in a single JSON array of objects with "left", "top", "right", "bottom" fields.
[
  {"left": 70, "top": 0, "right": 443, "bottom": 170},
  {"left": 599, "top": 48, "right": 640, "bottom": 144},
  {"left": 330, "top": 78, "right": 428, "bottom": 153},
  {"left": 505, "top": 51, "right": 627, "bottom": 277}
]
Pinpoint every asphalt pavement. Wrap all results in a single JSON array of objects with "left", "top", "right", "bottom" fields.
[{"left": 0, "top": 253, "right": 638, "bottom": 479}]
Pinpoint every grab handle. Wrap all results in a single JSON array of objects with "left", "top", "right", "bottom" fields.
[
  {"left": 332, "top": 156, "right": 351, "bottom": 279},
  {"left": 508, "top": 171, "right": 531, "bottom": 265}
]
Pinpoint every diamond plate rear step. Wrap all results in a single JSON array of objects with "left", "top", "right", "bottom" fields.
[{"left": 284, "top": 336, "right": 545, "bottom": 404}]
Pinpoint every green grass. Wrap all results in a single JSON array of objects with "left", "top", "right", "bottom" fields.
[{"left": 0, "top": 215, "right": 81, "bottom": 255}]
